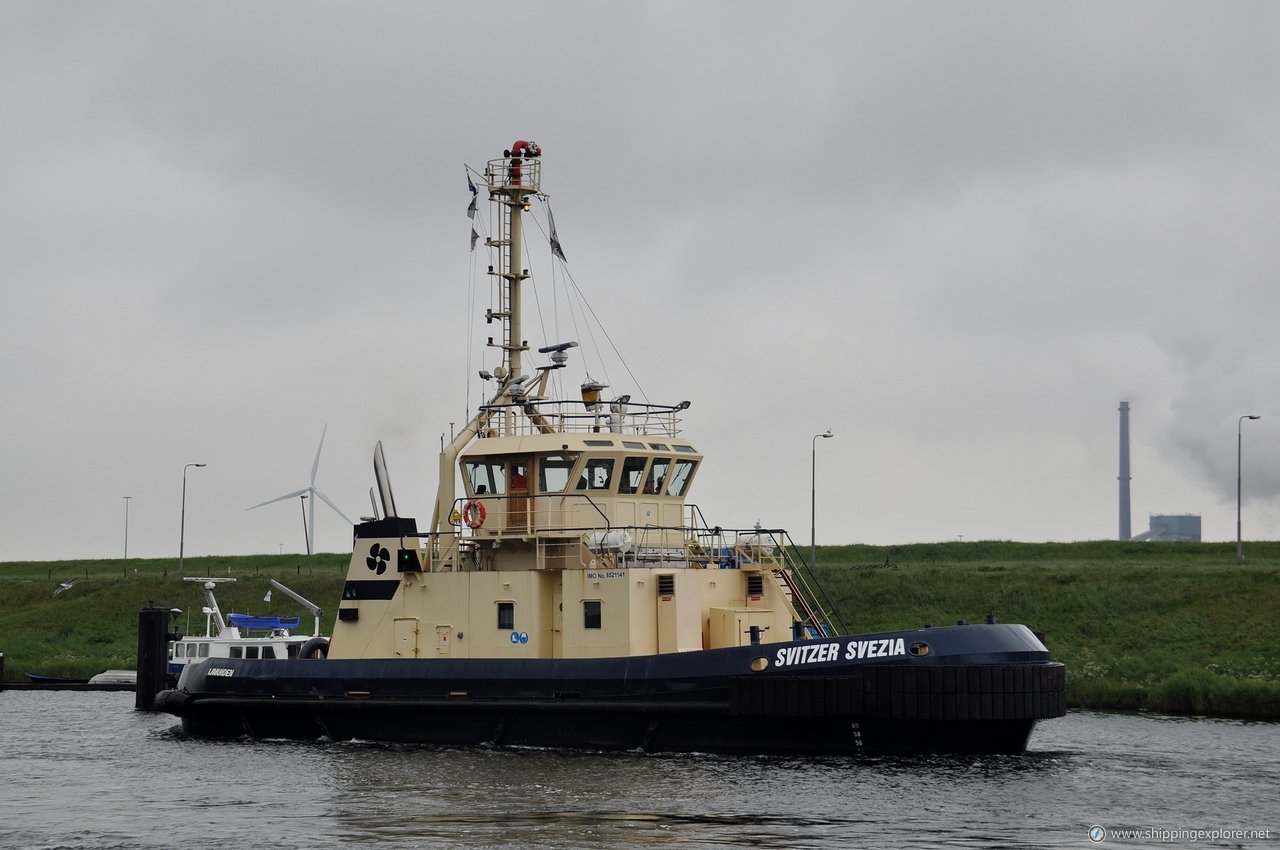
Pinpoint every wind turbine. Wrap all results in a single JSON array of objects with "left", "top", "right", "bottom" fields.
[{"left": 248, "top": 425, "right": 353, "bottom": 556}]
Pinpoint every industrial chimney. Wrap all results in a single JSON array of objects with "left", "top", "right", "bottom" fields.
[{"left": 1118, "top": 401, "right": 1131, "bottom": 540}]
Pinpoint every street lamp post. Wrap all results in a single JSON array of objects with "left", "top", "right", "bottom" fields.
[
  {"left": 122, "top": 496, "right": 132, "bottom": 559},
  {"left": 1237, "top": 415, "right": 1261, "bottom": 564},
  {"left": 811, "top": 430, "right": 834, "bottom": 567},
  {"left": 179, "top": 462, "right": 207, "bottom": 575}
]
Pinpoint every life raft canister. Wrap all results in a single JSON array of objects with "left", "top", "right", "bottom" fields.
[{"left": 462, "top": 499, "right": 487, "bottom": 529}]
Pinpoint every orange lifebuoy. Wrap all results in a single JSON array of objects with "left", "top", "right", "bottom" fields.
[{"left": 462, "top": 499, "right": 487, "bottom": 529}]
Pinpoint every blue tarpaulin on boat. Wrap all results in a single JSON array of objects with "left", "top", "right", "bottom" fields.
[{"left": 227, "top": 613, "right": 300, "bottom": 631}]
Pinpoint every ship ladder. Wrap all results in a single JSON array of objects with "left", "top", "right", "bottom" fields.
[{"left": 777, "top": 567, "right": 834, "bottom": 638}]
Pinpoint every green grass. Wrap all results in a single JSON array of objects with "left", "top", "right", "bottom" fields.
[
  {"left": 0, "top": 555, "right": 347, "bottom": 680},
  {"left": 2, "top": 543, "right": 1278, "bottom": 719},
  {"left": 802, "top": 541, "right": 1280, "bottom": 719}
]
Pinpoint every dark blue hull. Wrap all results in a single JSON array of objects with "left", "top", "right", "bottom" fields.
[{"left": 155, "top": 624, "right": 1065, "bottom": 755}]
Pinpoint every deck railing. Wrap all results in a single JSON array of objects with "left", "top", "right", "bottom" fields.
[
  {"left": 392, "top": 509, "right": 844, "bottom": 637},
  {"left": 477, "top": 399, "right": 688, "bottom": 438}
]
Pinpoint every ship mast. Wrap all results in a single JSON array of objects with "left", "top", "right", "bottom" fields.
[
  {"left": 488, "top": 140, "right": 541, "bottom": 436},
  {"left": 431, "top": 141, "right": 543, "bottom": 537}
]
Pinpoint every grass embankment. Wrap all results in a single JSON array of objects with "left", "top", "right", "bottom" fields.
[
  {"left": 0, "top": 555, "right": 347, "bottom": 680},
  {"left": 1, "top": 543, "right": 1277, "bottom": 719},
  {"left": 807, "top": 541, "right": 1280, "bottom": 719}
]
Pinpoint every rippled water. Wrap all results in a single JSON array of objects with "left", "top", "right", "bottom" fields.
[{"left": 0, "top": 691, "right": 1276, "bottom": 849}]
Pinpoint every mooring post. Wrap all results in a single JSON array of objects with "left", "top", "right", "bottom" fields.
[{"left": 135, "top": 606, "right": 179, "bottom": 711}]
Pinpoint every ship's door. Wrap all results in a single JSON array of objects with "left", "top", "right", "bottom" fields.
[
  {"left": 435, "top": 624, "right": 453, "bottom": 656},
  {"left": 552, "top": 585, "right": 563, "bottom": 657},
  {"left": 508, "top": 458, "right": 530, "bottom": 531},
  {"left": 394, "top": 618, "right": 419, "bottom": 657}
]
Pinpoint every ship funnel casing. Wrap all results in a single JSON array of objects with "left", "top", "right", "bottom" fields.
[{"left": 330, "top": 519, "right": 419, "bottom": 659}]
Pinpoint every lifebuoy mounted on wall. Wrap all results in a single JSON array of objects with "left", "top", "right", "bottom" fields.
[{"left": 462, "top": 499, "right": 487, "bottom": 529}]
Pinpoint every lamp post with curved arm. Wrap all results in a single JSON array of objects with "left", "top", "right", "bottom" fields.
[
  {"left": 1237, "top": 415, "right": 1260, "bottom": 564},
  {"left": 811, "top": 430, "right": 834, "bottom": 567},
  {"left": 179, "top": 462, "right": 207, "bottom": 574}
]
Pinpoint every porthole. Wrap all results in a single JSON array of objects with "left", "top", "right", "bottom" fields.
[{"left": 908, "top": 642, "right": 930, "bottom": 657}]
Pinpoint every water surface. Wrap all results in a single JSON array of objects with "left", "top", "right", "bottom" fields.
[{"left": 0, "top": 692, "right": 1275, "bottom": 848}]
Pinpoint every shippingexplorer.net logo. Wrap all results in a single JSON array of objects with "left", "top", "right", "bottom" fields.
[{"left": 1089, "top": 824, "right": 1274, "bottom": 843}]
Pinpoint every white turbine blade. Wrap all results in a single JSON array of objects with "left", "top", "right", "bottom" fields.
[
  {"left": 247, "top": 488, "right": 309, "bottom": 511},
  {"left": 313, "top": 488, "right": 355, "bottom": 525},
  {"left": 310, "top": 424, "right": 328, "bottom": 487}
]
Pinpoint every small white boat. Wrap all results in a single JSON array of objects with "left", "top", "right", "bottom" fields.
[
  {"left": 88, "top": 669, "right": 137, "bottom": 686},
  {"left": 168, "top": 578, "right": 328, "bottom": 677}
]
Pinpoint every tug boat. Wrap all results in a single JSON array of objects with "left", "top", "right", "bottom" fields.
[{"left": 156, "top": 141, "right": 1066, "bottom": 754}]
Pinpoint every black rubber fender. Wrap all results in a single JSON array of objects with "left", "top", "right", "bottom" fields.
[
  {"left": 299, "top": 637, "right": 329, "bottom": 659},
  {"left": 153, "top": 688, "right": 192, "bottom": 711}
]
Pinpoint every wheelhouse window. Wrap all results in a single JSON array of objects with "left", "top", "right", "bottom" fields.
[
  {"left": 665, "top": 459, "right": 698, "bottom": 497},
  {"left": 644, "top": 458, "right": 671, "bottom": 495},
  {"left": 576, "top": 457, "right": 615, "bottom": 491},
  {"left": 583, "top": 600, "right": 602, "bottom": 629},
  {"left": 619, "top": 457, "right": 648, "bottom": 494},
  {"left": 465, "top": 458, "right": 506, "bottom": 496},
  {"left": 497, "top": 601, "right": 515, "bottom": 630},
  {"left": 538, "top": 454, "right": 577, "bottom": 493}
]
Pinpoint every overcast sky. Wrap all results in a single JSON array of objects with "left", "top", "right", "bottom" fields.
[{"left": 3, "top": 2, "right": 1279, "bottom": 562}]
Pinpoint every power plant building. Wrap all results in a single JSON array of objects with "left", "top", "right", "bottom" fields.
[
  {"left": 1117, "top": 401, "right": 1201, "bottom": 542},
  {"left": 1131, "top": 514, "right": 1202, "bottom": 542}
]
